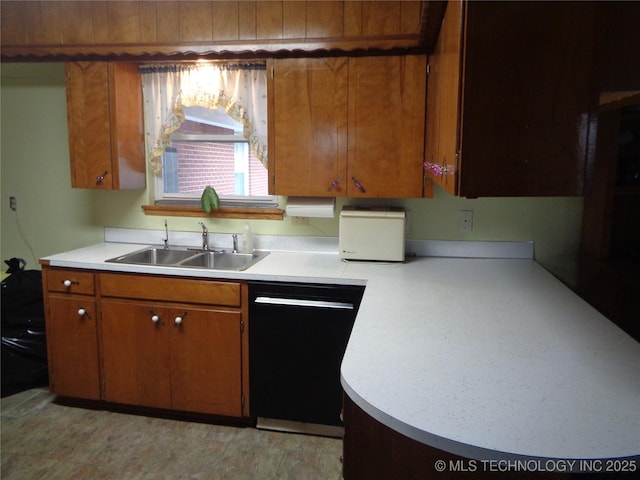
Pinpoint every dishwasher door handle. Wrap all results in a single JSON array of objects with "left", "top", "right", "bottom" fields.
[{"left": 254, "top": 296, "right": 354, "bottom": 310}]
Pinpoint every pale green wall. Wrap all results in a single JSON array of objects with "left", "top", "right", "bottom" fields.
[
  {"left": 1, "top": 63, "right": 584, "bottom": 287},
  {"left": 1, "top": 63, "right": 104, "bottom": 269}
]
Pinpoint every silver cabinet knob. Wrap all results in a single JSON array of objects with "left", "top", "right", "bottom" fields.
[
  {"left": 77, "top": 308, "right": 86, "bottom": 316},
  {"left": 174, "top": 316, "right": 183, "bottom": 325},
  {"left": 63, "top": 280, "right": 72, "bottom": 287},
  {"left": 151, "top": 314, "right": 160, "bottom": 323}
]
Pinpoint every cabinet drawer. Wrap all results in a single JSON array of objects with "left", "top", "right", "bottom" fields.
[
  {"left": 99, "top": 273, "right": 241, "bottom": 307},
  {"left": 46, "top": 268, "right": 95, "bottom": 295}
]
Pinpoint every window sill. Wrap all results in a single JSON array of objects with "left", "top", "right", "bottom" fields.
[{"left": 142, "top": 204, "right": 284, "bottom": 220}]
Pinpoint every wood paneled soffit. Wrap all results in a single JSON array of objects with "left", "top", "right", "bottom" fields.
[{"left": 1, "top": 1, "right": 447, "bottom": 60}]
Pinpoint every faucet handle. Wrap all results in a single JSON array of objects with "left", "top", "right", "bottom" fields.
[{"left": 198, "top": 221, "right": 208, "bottom": 233}]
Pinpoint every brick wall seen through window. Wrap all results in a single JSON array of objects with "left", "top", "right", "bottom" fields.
[{"left": 169, "top": 120, "right": 268, "bottom": 196}]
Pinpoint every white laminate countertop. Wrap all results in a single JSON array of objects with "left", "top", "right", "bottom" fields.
[{"left": 41, "top": 241, "right": 640, "bottom": 463}]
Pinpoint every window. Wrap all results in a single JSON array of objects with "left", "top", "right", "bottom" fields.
[
  {"left": 140, "top": 62, "right": 278, "bottom": 212},
  {"left": 156, "top": 106, "right": 273, "bottom": 207}
]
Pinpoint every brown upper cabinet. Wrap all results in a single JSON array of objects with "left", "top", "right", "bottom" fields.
[
  {"left": 268, "top": 57, "right": 349, "bottom": 197},
  {"left": 425, "top": 1, "right": 598, "bottom": 197},
  {"left": 65, "top": 62, "right": 146, "bottom": 189},
  {"left": 347, "top": 56, "right": 427, "bottom": 198},
  {"left": 269, "top": 55, "right": 427, "bottom": 198}
]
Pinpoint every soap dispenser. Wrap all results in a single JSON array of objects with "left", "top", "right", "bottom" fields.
[{"left": 242, "top": 222, "right": 254, "bottom": 253}]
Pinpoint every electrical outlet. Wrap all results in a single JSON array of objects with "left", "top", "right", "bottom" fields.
[
  {"left": 9, "top": 196, "right": 17, "bottom": 211},
  {"left": 458, "top": 210, "right": 473, "bottom": 233}
]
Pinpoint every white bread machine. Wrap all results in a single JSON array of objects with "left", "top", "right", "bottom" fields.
[{"left": 338, "top": 206, "right": 406, "bottom": 261}]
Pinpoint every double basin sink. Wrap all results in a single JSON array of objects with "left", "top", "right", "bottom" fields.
[{"left": 107, "top": 247, "right": 269, "bottom": 271}]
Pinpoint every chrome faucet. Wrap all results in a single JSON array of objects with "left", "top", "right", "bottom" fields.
[
  {"left": 198, "top": 222, "right": 209, "bottom": 251},
  {"left": 162, "top": 220, "right": 169, "bottom": 250},
  {"left": 232, "top": 234, "right": 239, "bottom": 253}
]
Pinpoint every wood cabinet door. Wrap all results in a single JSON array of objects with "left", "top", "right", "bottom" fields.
[
  {"left": 347, "top": 55, "right": 426, "bottom": 198},
  {"left": 46, "top": 295, "right": 100, "bottom": 400},
  {"left": 458, "top": 1, "right": 597, "bottom": 197},
  {"left": 424, "top": 0, "right": 463, "bottom": 196},
  {"left": 425, "top": 1, "right": 597, "bottom": 198},
  {"left": 108, "top": 63, "right": 146, "bottom": 189},
  {"left": 100, "top": 300, "right": 172, "bottom": 409},
  {"left": 65, "top": 62, "right": 145, "bottom": 190},
  {"left": 101, "top": 300, "right": 243, "bottom": 416},
  {"left": 66, "top": 62, "right": 113, "bottom": 189},
  {"left": 170, "top": 307, "right": 243, "bottom": 416},
  {"left": 269, "top": 57, "right": 348, "bottom": 196}
]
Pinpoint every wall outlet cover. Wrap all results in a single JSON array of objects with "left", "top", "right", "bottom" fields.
[{"left": 458, "top": 210, "right": 473, "bottom": 233}]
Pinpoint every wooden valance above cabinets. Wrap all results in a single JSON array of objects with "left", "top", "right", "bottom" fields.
[{"left": 0, "top": 0, "right": 446, "bottom": 60}]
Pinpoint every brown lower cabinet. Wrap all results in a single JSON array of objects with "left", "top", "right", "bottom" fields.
[
  {"left": 45, "top": 295, "right": 101, "bottom": 400},
  {"left": 42, "top": 266, "right": 249, "bottom": 418},
  {"left": 100, "top": 300, "right": 242, "bottom": 416},
  {"left": 43, "top": 267, "right": 101, "bottom": 400}
]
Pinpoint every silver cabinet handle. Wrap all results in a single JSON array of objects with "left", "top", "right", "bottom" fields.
[
  {"left": 254, "top": 296, "right": 354, "bottom": 310},
  {"left": 77, "top": 308, "right": 86, "bottom": 316}
]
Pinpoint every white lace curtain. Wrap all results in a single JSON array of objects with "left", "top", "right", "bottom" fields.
[{"left": 139, "top": 63, "right": 268, "bottom": 174}]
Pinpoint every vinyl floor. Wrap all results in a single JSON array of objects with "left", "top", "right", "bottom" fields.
[{"left": 1, "top": 388, "right": 343, "bottom": 479}]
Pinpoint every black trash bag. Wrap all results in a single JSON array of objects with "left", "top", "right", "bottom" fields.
[
  {"left": 1, "top": 258, "right": 48, "bottom": 397},
  {"left": 5, "top": 257, "right": 26, "bottom": 274}
]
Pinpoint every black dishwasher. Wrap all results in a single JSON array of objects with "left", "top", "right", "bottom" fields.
[{"left": 248, "top": 281, "right": 364, "bottom": 435}]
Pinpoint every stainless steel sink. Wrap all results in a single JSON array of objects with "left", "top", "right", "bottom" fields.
[
  {"left": 106, "top": 247, "right": 269, "bottom": 271},
  {"left": 107, "top": 247, "right": 198, "bottom": 266},
  {"left": 180, "top": 251, "right": 269, "bottom": 271}
]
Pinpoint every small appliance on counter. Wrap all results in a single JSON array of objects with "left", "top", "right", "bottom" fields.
[{"left": 339, "top": 206, "right": 406, "bottom": 261}]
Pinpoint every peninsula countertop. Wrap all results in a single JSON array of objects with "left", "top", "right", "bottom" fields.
[{"left": 40, "top": 240, "right": 640, "bottom": 463}]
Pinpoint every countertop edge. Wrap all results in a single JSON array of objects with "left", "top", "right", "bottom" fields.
[{"left": 340, "top": 378, "right": 640, "bottom": 463}]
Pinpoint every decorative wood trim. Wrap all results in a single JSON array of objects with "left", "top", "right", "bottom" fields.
[
  {"left": 141, "top": 204, "right": 284, "bottom": 220},
  {"left": 1, "top": 37, "right": 425, "bottom": 61}
]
